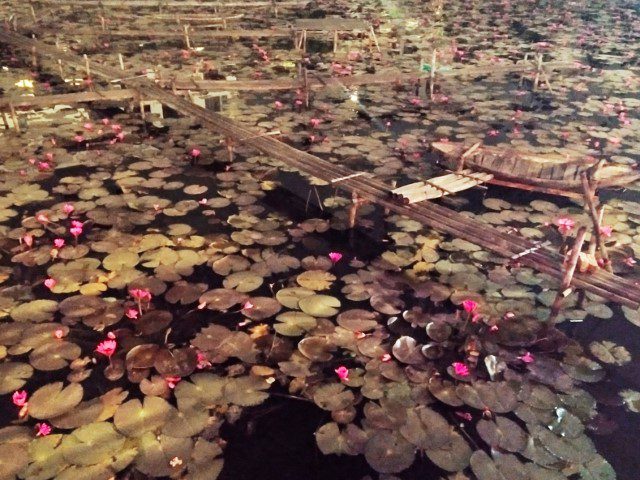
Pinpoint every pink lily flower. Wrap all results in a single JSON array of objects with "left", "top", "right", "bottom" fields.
[
  {"left": 62, "top": 203, "right": 75, "bottom": 215},
  {"left": 44, "top": 278, "right": 57, "bottom": 290},
  {"left": 555, "top": 217, "right": 575, "bottom": 235},
  {"left": 462, "top": 300, "right": 478, "bottom": 313},
  {"left": 125, "top": 308, "right": 139, "bottom": 320},
  {"left": 334, "top": 366, "right": 349, "bottom": 382},
  {"left": 22, "top": 234, "right": 34, "bottom": 247},
  {"left": 53, "top": 238, "right": 65, "bottom": 249},
  {"left": 35, "top": 423, "right": 51, "bottom": 437},
  {"left": 328, "top": 252, "right": 343, "bottom": 263},
  {"left": 12, "top": 390, "right": 28, "bottom": 407},
  {"left": 54, "top": 329, "right": 64, "bottom": 339},
  {"left": 95, "top": 339, "right": 117, "bottom": 358},
  {"left": 599, "top": 225, "right": 613, "bottom": 237},
  {"left": 519, "top": 352, "right": 535, "bottom": 363},
  {"left": 452, "top": 362, "right": 470, "bottom": 376}
]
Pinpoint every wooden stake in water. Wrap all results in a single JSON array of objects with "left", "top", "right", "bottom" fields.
[
  {"left": 549, "top": 226, "right": 587, "bottom": 321},
  {"left": 9, "top": 102, "right": 20, "bottom": 132},
  {"left": 57, "top": 58, "right": 64, "bottom": 78},
  {"left": 429, "top": 49, "right": 437, "bottom": 101},
  {"left": 118, "top": 53, "right": 125, "bottom": 70},
  {"left": 183, "top": 24, "right": 191, "bottom": 50}
]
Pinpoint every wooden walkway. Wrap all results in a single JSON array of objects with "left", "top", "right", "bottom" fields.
[
  {"left": 167, "top": 71, "right": 425, "bottom": 92},
  {"left": 2, "top": 30, "right": 639, "bottom": 309}
]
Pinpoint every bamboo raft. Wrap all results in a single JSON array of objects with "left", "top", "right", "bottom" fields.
[
  {"left": 2, "top": 30, "right": 640, "bottom": 309},
  {"left": 432, "top": 141, "right": 640, "bottom": 197},
  {"left": 391, "top": 170, "right": 493, "bottom": 204}
]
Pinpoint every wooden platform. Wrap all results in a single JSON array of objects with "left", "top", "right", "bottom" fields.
[
  {"left": 391, "top": 170, "right": 493, "bottom": 204},
  {"left": 2, "top": 29, "right": 640, "bottom": 310}
]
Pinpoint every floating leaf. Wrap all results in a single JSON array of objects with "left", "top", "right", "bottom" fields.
[
  {"left": 364, "top": 431, "right": 415, "bottom": 474},
  {"left": 29, "top": 382, "right": 84, "bottom": 419},
  {"left": 477, "top": 416, "right": 527, "bottom": 452},
  {"left": 298, "top": 295, "right": 341, "bottom": 317},
  {"left": 274, "top": 311, "right": 317, "bottom": 336},
  {"left": 0, "top": 362, "right": 33, "bottom": 394},
  {"left": 60, "top": 422, "right": 126, "bottom": 466},
  {"left": 336, "top": 309, "right": 379, "bottom": 332},
  {"left": 113, "top": 396, "right": 173, "bottom": 437},
  {"left": 424, "top": 431, "right": 472, "bottom": 472},
  {"left": 313, "top": 384, "right": 355, "bottom": 411},
  {"left": 223, "top": 375, "right": 270, "bottom": 406},
  {"left": 589, "top": 341, "right": 631, "bottom": 365}
]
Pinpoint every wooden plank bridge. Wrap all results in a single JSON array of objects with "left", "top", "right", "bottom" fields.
[{"left": 2, "top": 29, "right": 639, "bottom": 310}]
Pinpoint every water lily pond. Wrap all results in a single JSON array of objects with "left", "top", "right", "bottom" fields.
[{"left": 0, "top": 0, "right": 640, "bottom": 479}]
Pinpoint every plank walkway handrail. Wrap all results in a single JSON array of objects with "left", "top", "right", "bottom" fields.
[{"left": 2, "top": 29, "right": 639, "bottom": 309}]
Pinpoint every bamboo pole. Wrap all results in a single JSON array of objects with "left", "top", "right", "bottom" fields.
[
  {"left": 580, "top": 170, "right": 612, "bottom": 272},
  {"left": 429, "top": 49, "right": 437, "bottom": 100},
  {"left": 549, "top": 226, "right": 587, "bottom": 321},
  {"left": 8, "top": 103, "right": 20, "bottom": 132},
  {"left": 183, "top": 24, "right": 191, "bottom": 49}
]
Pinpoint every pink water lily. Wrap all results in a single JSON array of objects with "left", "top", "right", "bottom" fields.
[
  {"left": 44, "top": 278, "right": 57, "bottom": 290},
  {"left": 328, "top": 252, "right": 343, "bottom": 263},
  {"left": 461, "top": 299, "right": 478, "bottom": 313},
  {"left": 197, "top": 351, "right": 212, "bottom": 369},
  {"left": 190, "top": 148, "right": 201, "bottom": 158},
  {"left": 36, "top": 213, "right": 49, "bottom": 224},
  {"left": 12, "top": 390, "right": 28, "bottom": 407},
  {"left": 599, "top": 225, "right": 613, "bottom": 237},
  {"left": 274, "top": 100, "right": 283, "bottom": 109},
  {"left": 335, "top": 366, "right": 349, "bottom": 382},
  {"left": 83, "top": 122, "right": 94, "bottom": 131},
  {"left": 555, "top": 217, "right": 575, "bottom": 235},
  {"left": 62, "top": 203, "right": 75, "bottom": 215},
  {"left": 96, "top": 338, "right": 117, "bottom": 358},
  {"left": 243, "top": 301, "right": 254, "bottom": 310},
  {"left": 310, "top": 118, "right": 321, "bottom": 128},
  {"left": 54, "top": 329, "right": 64, "bottom": 339},
  {"left": 125, "top": 307, "right": 139, "bottom": 319},
  {"left": 452, "top": 362, "right": 470, "bottom": 377},
  {"left": 130, "top": 288, "right": 152, "bottom": 301},
  {"left": 73, "top": 135, "right": 84, "bottom": 143},
  {"left": 37, "top": 162, "right": 50, "bottom": 171},
  {"left": 35, "top": 423, "right": 51, "bottom": 437},
  {"left": 70, "top": 227, "right": 82, "bottom": 239},
  {"left": 22, "top": 234, "right": 34, "bottom": 247},
  {"left": 519, "top": 352, "right": 535, "bottom": 363},
  {"left": 53, "top": 238, "right": 65, "bottom": 249},
  {"left": 165, "top": 376, "right": 182, "bottom": 389}
]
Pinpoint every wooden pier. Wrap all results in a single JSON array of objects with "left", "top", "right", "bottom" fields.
[{"left": 2, "top": 29, "right": 639, "bottom": 309}]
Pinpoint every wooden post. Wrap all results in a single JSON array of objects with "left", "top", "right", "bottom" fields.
[
  {"left": 100, "top": 16, "right": 106, "bottom": 31},
  {"left": 303, "top": 67, "right": 309, "bottom": 108},
  {"left": 118, "top": 53, "right": 125, "bottom": 70},
  {"left": 348, "top": 191, "right": 360, "bottom": 229},
  {"left": 429, "top": 49, "right": 437, "bottom": 100},
  {"left": 369, "top": 26, "right": 381, "bottom": 53},
  {"left": 549, "top": 226, "right": 587, "bottom": 322},
  {"left": 333, "top": 30, "right": 338, "bottom": 54},
  {"left": 31, "top": 46, "right": 38, "bottom": 68},
  {"left": 183, "top": 24, "right": 191, "bottom": 50},
  {"left": 1, "top": 111, "right": 10, "bottom": 130},
  {"left": 83, "top": 53, "right": 91, "bottom": 78},
  {"left": 57, "top": 58, "right": 64, "bottom": 78},
  {"left": 8, "top": 103, "right": 20, "bottom": 132},
  {"left": 580, "top": 170, "right": 612, "bottom": 272},
  {"left": 226, "top": 137, "right": 234, "bottom": 162},
  {"left": 533, "top": 53, "right": 543, "bottom": 91}
]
